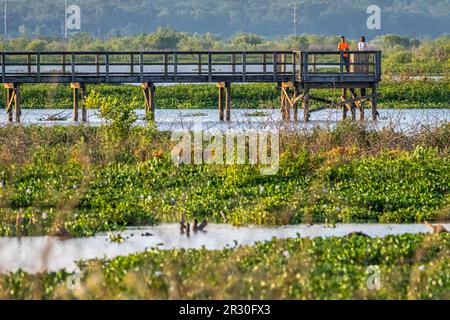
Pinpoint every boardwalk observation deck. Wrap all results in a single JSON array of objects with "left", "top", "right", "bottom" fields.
[{"left": 1, "top": 50, "right": 382, "bottom": 122}]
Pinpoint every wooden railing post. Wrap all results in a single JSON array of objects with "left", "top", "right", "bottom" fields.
[
  {"left": 173, "top": 52, "right": 178, "bottom": 82},
  {"left": 303, "top": 52, "right": 309, "bottom": 82},
  {"left": 262, "top": 53, "right": 267, "bottom": 74},
  {"left": 312, "top": 54, "right": 317, "bottom": 73},
  {"left": 198, "top": 53, "right": 202, "bottom": 76},
  {"left": 27, "top": 54, "right": 32, "bottom": 75},
  {"left": 105, "top": 53, "right": 110, "bottom": 82},
  {"left": 242, "top": 52, "right": 247, "bottom": 82},
  {"left": 1, "top": 53, "right": 5, "bottom": 83},
  {"left": 292, "top": 52, "right": 296, "bottom": 82},
  {"left": 231, "top": 53, "right": 236, "bottom": 74},
  {"left": 71, "top": 53, "right": 76, "bottom": 83},
  {"left": 140, "top": 52, "right": 144, "bottom": 82},
  {"left": 61, "top": 54, "right": 66, "bottom": 74},
  {"left": 273, "top": 52, "right": 277, "bottom": 81},
  {"left": 95, "top": 54, "right": 100, "bottom": 76},
  {"left": 208, "top": 52, "right": 212, "bottom": 82},
  {"left": 36, "top": 53, "right": 41, "bottom": 82},
  {"left": 164, "top": 53, "right": 168, "bottom": 77},
  {"left": 375, "top": 51, "right": 382, "bottom": 81}
]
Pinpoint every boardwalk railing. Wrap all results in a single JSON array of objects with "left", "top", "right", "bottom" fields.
[
  {"left": 1, "top": 51, "right": 295, "bottom": 84},
  {"left": 1, "top": 50, "right": 381, "bottom": 84},
  {"left": 294, "top": 51, "right": 382, "bottom": 83}
]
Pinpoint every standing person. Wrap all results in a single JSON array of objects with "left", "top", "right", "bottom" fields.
[
  {"left": 358, "top": 36, "right": 369, "bottom": 97},
  {"left": 358, "top": 36, "right": 368, "bottom": 51},
  {"left": 338, "top": 36, "right": 350, "bottom": 72}
]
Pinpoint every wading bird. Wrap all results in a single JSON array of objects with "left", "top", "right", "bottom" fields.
[
  {"left": 193, "top": 219, "right": 208, "bottom": 232},
  {"left": 425, "top": 222, "right": 448, "bottom": 234}
]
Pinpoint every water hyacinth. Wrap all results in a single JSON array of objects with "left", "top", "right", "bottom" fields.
[
  {"left": 0, "top": 124, "right": 447, "bottom": 237},
  {"left": 0, "top": 234, "right": 448, "bottom": 300}
]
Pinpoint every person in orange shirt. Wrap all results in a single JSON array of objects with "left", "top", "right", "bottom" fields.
[{"left": 338, "top": 36, "right": 350, "bottom": 72}]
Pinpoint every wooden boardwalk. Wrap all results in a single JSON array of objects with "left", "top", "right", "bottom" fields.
[{"left": 1, "top": 50, "right": 382, "bottom": 122}]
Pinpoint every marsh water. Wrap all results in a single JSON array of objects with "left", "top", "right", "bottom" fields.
[
  {"left": 0, "top": 223, "right": 447, "bottom": 273},
  {"left": 1, "top": 108, "right": 449, "bottom": 132}
]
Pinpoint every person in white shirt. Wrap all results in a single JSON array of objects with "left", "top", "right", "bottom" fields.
[
  {"left": 358, "top": 36, "right": 368, "bottom": 51},
  {"left": 357, "top": 36, "right": 369, "bottom": 97}
]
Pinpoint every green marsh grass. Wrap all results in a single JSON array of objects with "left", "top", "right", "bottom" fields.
[
  {"left": 0, "top": 122, "right": 448, "bottom": 237},
  {"left": 0, "top": 234, "right": 448, "bottom": 300}
]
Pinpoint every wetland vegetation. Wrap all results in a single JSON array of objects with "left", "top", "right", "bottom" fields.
[
  {"left": 0, "top": 121, "right": 448, "bottom": 238},
  {"left": 1, "top": 234, "right": 449, "bottom": 299},
  {"left": 0, "top": 30, "right": 449, "bottom": 301}
]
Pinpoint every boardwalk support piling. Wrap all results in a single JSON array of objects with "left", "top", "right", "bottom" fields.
[
  {"left": 218, "top": 82, "right": 225, "bottom": 121},
  {"left": 350, "top": 88, "right": 364, "bottom": 121},
  {"left": 142, "top": 82, "right": 156, "bottom": 121},
  {"left": 303, "top": 87, "right": 310, "bottom": 122},
  {"left": 71, "top": 82, "right": 81, "bottom": 122},
  {"left": 293, "top": 87, "right": 299, "bottom": 122},
  {"left": 370, "top": 84, "right": 379, "bottom": 121},
  {"left": 280, "top": 82, "right": 293, "bottom": 121},
  {"left": 81, "top": 83, "right": 87, "bottom": 122},
  {"left": 225, "top": 82, "right": 231, "bottom": 122},
  {"left": 341, "top": 88, "right": 348, "bottom": 120},
  {"left": 218, "top": 82, "right": 231, "bottom": 121},
  {"left": 280, "top": 82, "right": 304, "bottom": 122},
  {"left": 349, "top": 88, "right": 357, "bottom": 120},
  {"left": 4, "top": 83, "right": 20, "bottom": 123}
]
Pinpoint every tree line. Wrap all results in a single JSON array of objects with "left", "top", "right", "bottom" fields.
[
  {"left": 1, "top": 30, "right": 449, "bottom": 75},
  {"left": 1, "top": 0, "right": 449, "bottom": 39}
]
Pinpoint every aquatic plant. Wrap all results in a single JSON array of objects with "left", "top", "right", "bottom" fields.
[
  {"left": 0, "top": 124, "right": 448, "bottom": 237},
  {"left": 0, "top": 234, "right": 448, "bottom": 300}
]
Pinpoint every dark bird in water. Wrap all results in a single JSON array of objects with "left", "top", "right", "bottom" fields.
[
  {"left": 186, "top": 223, "right": 191, "bottom": 237},
  {"left": 54, "top": 225, "right": 72, "bottom": 239},
  {"left": 193, "top": 219, "right": 198, "bottom": 232},
  {"left": 141, "top": 232, "right": 153, "bottom": 237},
  {"left": 193, "top": 219, "right": 208, "bottom": 232},
  {"left": 346, "top": 231, "right": 371, "bottom": 238},
  {"left": 180, "top": 214, "right": 187, "bottom": 234},
  {"left": 425, "top": 222, "right": 448, "bottom": 234}
]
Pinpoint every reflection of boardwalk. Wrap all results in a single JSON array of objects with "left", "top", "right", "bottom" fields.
[{"left": 1, "top": 50, "right": 382, "bottom": 123}]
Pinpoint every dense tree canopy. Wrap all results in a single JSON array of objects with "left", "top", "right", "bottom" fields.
[{"left": 1, "top": 0, "right": 449, "bottom": 39}]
